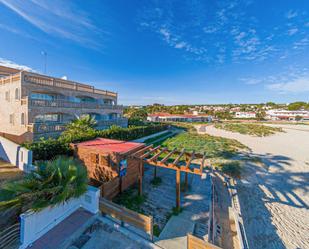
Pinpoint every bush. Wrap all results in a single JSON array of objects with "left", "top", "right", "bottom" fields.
[
  {"left": 24, "top": 123, "right": 169, "bottom": 161},
  {"left": 23, "top": 138, "right": 72, "bottom": 161},
  {"left": 0, "top": 156, "right": 88, "bottom": 212}
]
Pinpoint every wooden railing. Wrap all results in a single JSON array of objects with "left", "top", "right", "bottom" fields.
[
  {"left": 27, "top": 98, "right": 123, "bottom": 110},
  {"left": 187, "top": 234, "right": 222, "bottom": 249},
  {"left": 0, "top": 223, "right": 20, "bottom": 249},
  {"left": 99, "top": 198, "right": 153, "bottom": 240},
  {"left": 22, "top": 72, "right": 117, "bottom": 97}
]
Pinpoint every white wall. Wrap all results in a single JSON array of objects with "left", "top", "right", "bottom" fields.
[
  {"left": 0, "top": 136, "right": 33, "bottom": 172},
  {"left": 19, "top": 186, "right": 100, "bottom": 249}
]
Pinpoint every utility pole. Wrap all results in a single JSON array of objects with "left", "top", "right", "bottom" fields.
[{"left": 41, "top": 51, "right": 47, "bottom": 74}]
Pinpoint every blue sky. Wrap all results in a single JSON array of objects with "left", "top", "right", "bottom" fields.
[{"left": 0, "top": 0, "right": 308, "bottom": 105}]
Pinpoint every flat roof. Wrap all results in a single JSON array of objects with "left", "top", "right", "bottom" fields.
[{"left": 74, "top": 138, "right": 145, "bottom": 154}]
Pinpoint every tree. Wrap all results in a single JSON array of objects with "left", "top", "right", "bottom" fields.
[
  {"left": 0, "top": 156, "right": 88, "bottom": 213},
  {"left": 256, "top": 111, "right": 266, "bottom": 121},
  {"left": 288, "top": 102, "right": 307, "bottom": 110},
  {"left": 60, "top": 115, "right": 97, "bottom": 142}
]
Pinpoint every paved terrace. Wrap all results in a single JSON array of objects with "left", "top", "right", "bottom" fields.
[{"left": 141, "top": 164, "right": 212, "bottom": 249}]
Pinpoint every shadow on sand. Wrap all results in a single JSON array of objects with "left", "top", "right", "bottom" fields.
[{"left": 237, "top": 152, "right": 309, "bottom": 249}]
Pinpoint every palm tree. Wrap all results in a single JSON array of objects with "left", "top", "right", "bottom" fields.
[
  {"left": 60, "top": 115, "right": 97, "bottom": 142},
  {"left": 0, "top": 156, "right": 88, "bottom": 212}
]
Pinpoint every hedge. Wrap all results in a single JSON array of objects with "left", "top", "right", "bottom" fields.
[{"left": 24, "top": 124, "right": 168, "bottom": 161}]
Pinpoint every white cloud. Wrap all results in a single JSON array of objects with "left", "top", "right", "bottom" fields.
[
  {"left": 288, "top": 28, "right": 298, "bottom": 36},
  {"left": 175, "top": 42, "right": 187, "bottom": 49},
  {"left": 0, "top": 58, "right": 33, "bottom": 71},
  {"left": 286, "top": 10, "right": 298, "bottom": 19},
  {"left": 0, "top": 0, "right": 103, "bottom": 48},
  {"left": 239, "top": 77, "right": 263, "bottom": 85},
  {"left": 267, "top": 76, "right": 309, "bottom": 93}
]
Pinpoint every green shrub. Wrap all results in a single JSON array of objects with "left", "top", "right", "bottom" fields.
[
  {"left": 23, "top": 138, "right": 72, "bottom": 161},
  {"left": 24, "top": 123, "right": 168, "bottom": 161},
  {"left": 0, "top": 156, "right": 88, "bottom": 212}
]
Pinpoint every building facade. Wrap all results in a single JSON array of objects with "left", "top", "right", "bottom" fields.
[
  {"left": 147, "top": 113, "right": 212, "bottom": 122},
  {"left": 234, "top": 112, "right": 256, "bottom": 119},
  {"left": 0, "top": 66, "right": 127, "bottom": 143},
  {"left": 266, "top": 109, "right": 309, "bottom": 121}
]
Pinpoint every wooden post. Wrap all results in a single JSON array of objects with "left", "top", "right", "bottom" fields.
[
  {"left": 176, "top": 169, "right": 181, "bottom": 211},
  {"left": 138, "top": 160, "right": 143, "bottom": 196},
  {"left": 185, "top": 172, "right": 188, "bottom": 192},
  {"left": 154, "top": 166, "right": 157, "bottom": 179}
]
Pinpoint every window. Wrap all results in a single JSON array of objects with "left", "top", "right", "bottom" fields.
[
  {"left": 34, "top": 114, "right": 60, "bottom": 123},
  {"left": 9, "top": 114, "right": 14, "bottom": 125},
  {"left": 5, "top": 91, "right": 10, "bottom": 101},
  {"left": 30, "top": 92, "right": 55, "bottom": 100},
  {"left": 15, "top": 88, "right": 20, "bottom": 100},
  {"left": 21, "top": 113, "right": 25, "bottom": 125}
]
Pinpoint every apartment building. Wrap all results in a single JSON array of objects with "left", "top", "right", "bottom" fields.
[
  {"left": 266, "top": 109, "right": 309, "bottom": 121},
  {"left": 0, "top": 66, "right": 127, "bottom": 143}
]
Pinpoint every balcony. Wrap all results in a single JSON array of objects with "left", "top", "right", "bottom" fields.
[
  {"left": 22, "top": 72, "right": 117, "bottom": 98},
  {"left": 25, "top": 97, "right": 123, "bottom": 110},
  {"left": 28, "top": 118, "right": 128, "bottom": 139}
]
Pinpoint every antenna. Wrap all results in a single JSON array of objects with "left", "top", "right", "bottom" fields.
[{"left": 41, "top": 51, "right": 47, "bottom": 74}]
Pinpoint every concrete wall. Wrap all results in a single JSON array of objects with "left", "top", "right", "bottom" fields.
[
  {"left": 19, "top": 186, "right": 100, "bottom": 249},
  {"left": 0, "top": 136, "right": 33, "bottom": 172}
]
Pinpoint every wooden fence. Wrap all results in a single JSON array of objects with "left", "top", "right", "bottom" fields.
[
  {"left": 100, "top": 177, "right": 120, "bottom": 199},
  {"left": 99, "top": 198, "right": 153, "bottom": 240},
  {"left": 187, "top": 234, "right": 222, "bottom": 249},
  {"left": 0, "top": 223, "right": 20, "bottom": 249}
]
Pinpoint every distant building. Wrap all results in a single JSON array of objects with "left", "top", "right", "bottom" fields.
[
  {"left": 234, "top": 112, "right": 256, "bottom": 119},
  {"left": 266, "top": 109, "right": 309, "bottom": 121},
  {"left": 147, "top": 113, "right": 212, "bottom": 122},
  {"left": 0, "top": 65, "right": 127, "bottom": 143}
]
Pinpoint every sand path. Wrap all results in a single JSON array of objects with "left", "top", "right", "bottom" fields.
[{"left": 197, "top": 124, "right": 309, "bottom": 249}]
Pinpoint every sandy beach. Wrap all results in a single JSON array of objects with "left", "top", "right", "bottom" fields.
[{"left": 199, "top": 124, "right": 309, "bottom": 249}]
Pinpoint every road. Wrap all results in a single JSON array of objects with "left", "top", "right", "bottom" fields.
[{"left": 199, "top": 124, "right": 309, "bottom": 249}]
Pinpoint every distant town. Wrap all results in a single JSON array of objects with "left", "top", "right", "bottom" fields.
[{"left": 125, "top": 102, "right": 309, "bottom": 122}]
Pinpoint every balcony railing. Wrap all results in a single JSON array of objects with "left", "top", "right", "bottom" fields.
[
  {"left": 26, "top": 97, "right": 123, "bottom": 110},
  {"left": 0, "top": 71, "right": 117, "bottom": 97},
  {"left": 29, "top": 118, "right": 128, "bottom": 134}
]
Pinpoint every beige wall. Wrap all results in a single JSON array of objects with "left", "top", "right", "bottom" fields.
[
  {"left": 0, "top": 71, "right": 124, "bottom": 142},
  {"left": 0, "top": 76, "right": 28, "bottom": 136}
]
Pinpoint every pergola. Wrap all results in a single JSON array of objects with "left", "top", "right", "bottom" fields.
[{"left": 131, "top": 145, "right": 207, "bottom": 210}]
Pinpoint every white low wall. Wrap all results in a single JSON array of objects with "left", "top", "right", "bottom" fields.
[
  {"left": 0, "top": 136, "right": 33, "bottom": 172},
  {"left": 19, "top": 186, "right": 100, "bottom": 249}
]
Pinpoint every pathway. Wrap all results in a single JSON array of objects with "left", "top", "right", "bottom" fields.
[
  {"left": 154, "top": 171, "right": 211, "bottom": 249},
  {"left": 200, "top": 124, "right": 309, "bottom": 249}
]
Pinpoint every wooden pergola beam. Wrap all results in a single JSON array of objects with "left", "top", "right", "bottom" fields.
[
  {"left": 145, "top": 160, "right": 202, "bottom": 175},
  {"left": 149, "top": 147, "right": 167, "bottom": 161},
  {"left": 172, "top": 148, "right": 185, "bottom": 167},
  {"left": 185, "top": 150, "right": 195, "bottom": 169},
  {"left": 133, "top": 145, "right": 153, "bottom": 157},
  {"left": 160, "top": 148, "right": 176, "bottom": 164},
  {"left": 141, "top": 145, "right": 161, "bottom": 159}
]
